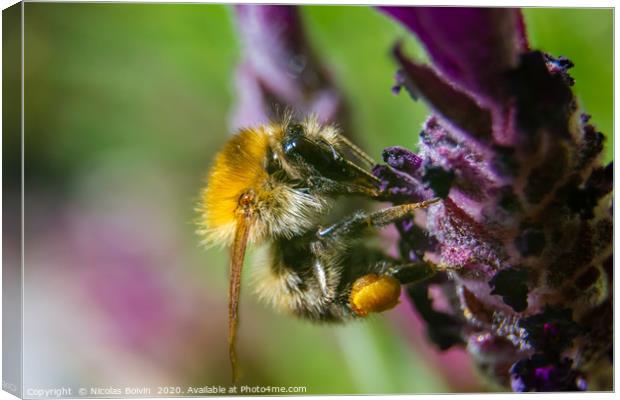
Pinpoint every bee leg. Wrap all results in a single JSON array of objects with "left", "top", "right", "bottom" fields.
[
  {"left": 306, "top": 176, "right": 379, "bottom": 197},
  {"left": 382, "top": 261, "right": 436, "bottom": 284},
  {"left": 348, "top": 260, "right": 437, "bottom": 317},
  {"left": 318, "top": 199, "right": 440, "bottom": 240},
  {"left": 313, "top": 261, "right": 330, "bottom": 297}
]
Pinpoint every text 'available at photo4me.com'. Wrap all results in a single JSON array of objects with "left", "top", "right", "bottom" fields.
[{"left": 22, "top": 385, "right": 309, "bottom": 397}]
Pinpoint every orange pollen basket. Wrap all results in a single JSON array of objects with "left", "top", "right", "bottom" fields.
[{"left": 349, "top": 274, "right": 402, "bottom": 317}]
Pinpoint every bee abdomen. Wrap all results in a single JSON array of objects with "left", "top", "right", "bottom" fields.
[{"left": 253, "top": 244, "right": 357, "bottom": 322}]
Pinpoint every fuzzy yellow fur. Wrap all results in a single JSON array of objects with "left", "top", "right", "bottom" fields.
[
  {"left": 198, "top": 126, "right": 272, "bottom": 246},
  {"left": 198, "top": 118, "right": 332, "bottom": 248}
]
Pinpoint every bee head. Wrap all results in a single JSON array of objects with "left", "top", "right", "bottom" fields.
[
  {"left": 198, "top": 124, "right": 326, "bottom": 248},
  {"left": 286, "top": 122, "right": 305, "bottom": 137}
]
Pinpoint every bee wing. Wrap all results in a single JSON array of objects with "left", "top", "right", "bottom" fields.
[
  {"left": 284, "top": 134, "right": 380, "bottom": 195},
  {"left": 228, "top": 214, "right": 252, "bottom": 383}
]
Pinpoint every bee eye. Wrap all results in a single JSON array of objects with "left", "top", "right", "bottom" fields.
[{"left": 287, "top": 123, "right": 304, "bottom": 137}]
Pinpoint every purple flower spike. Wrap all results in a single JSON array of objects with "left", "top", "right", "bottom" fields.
[
  {"left": 392, "top": 43, "right": 493, "bottom": 141},
  {"left": 373, "top": 146, "right": 434, "bottom": 204},
  {"left": 379, "top": 7, "right": 526, "bottom": 104},
  {"left": 383, "top": 146, "right": 423, "bottom": 175},
  {"left": 510, "top": 354, "right": 586, "bottom": 392},
  {"left": 232, "top": 5, "right": 343, "bottom": 128},
  {"left": 375, "top": 6, "right": 612, "bottom": 392},
  {"left": 518, "top": 307, "right": 582, "bottom": 353}
]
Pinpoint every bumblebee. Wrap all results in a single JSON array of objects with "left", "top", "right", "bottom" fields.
[{"left": 198, "top": 116, "right": 439, "bottom": 381}]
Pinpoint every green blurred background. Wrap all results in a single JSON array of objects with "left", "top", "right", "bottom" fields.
[{"left": 16, "top": 4, "right": 612, "bottom": 394}]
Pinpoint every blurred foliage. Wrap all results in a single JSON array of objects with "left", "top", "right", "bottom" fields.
[{"left": 21, "top": 3, "right": 612, "bottom": 394}]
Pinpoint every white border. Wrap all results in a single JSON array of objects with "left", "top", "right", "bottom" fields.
[{"left": 0, "top": 2, "right": 615, "bottom": 400}]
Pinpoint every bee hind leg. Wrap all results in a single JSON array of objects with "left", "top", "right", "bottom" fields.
[
  {"left": 339, "top": 243, "right": 436, "bottom": 318},
  {"left": 348, "top": 260, "right": 437, "bottom": 317},
  {"left": 380, "top": 260, "right": 437, "bottom": 284}
]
